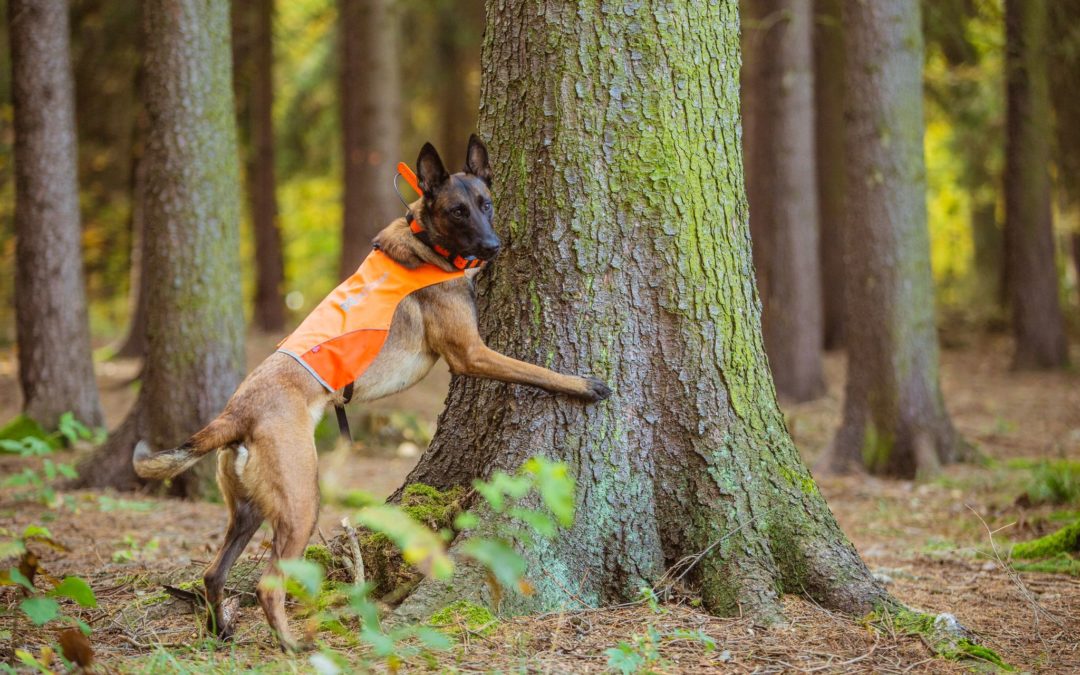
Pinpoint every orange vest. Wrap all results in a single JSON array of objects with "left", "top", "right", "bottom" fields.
[{"left": 277, "top": 250, "right": 464, "bottom": 391}]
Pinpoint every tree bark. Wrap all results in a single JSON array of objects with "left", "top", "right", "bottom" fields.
[
  {"left": 237, "top": 0, "right": 286, "bottom": 333},
  {"left": 10, "top": 0, "right": 103, "bottom": 429},
  {"left": 380, "top": 0, "right": 884, "bottom": 624},
  {"left": 814, "top": 0, "right": 846, "bottom": 351},
  {"left": 338, "top": 0, "right": 402, "bottom": 278},
  {"left": 1004, "top": 0, "right": 1068, "bottom": 369},
  {"left": 742, "top": 0, "right": 825, "bottom": 403},
  {"left": 76, "top": 0, "right": 245, "bottom": 498},
  {"left": 824, "top": 0, "right": 962, "bottom": 479}
]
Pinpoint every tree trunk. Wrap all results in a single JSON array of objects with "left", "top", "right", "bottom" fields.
[
  {"left": 76, "top": 0, "right": 245, "bottom": 498},
  {"left": 338, "top": 0, "right": 402, "bottom": 278},
  {"left": 823, "top": 0, "right": 962, "bottom": 479},
  {"left": 238, "top": 0, "right": 286, "bottom": 333},
  {"left": 9, "top": 0, "right": 103, "bottom": 429},
  {"left": 814, "top": 0, "right": 846, "bottom": 351},
  {"left": 434, "top": 0, "right": 482, "bottom": 171},
  {"left": 742, "top": 0, "right": 825, "bottom": 403},
  {"left": 1004, "top": 0, "right": 1068, "bottom": 369},
  {"left": 380, "top": 0, "right": 884, "bottom": 624},
  {"left": 113, "top": 61, "right": 150, "bottom": 360}
]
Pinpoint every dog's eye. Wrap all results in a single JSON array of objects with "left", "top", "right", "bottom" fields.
[
  {"left": 452, "top": 206, "right": 468, "bottom": 220},
  {"left": 482, "top": 200, "right": 493, "bottom": 212}
]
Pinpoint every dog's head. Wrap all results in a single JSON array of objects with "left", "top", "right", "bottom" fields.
[{"left": 415, "top": 135, "right": 500, "bottom": 260}]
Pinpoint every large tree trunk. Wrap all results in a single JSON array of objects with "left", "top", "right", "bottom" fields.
[
  {"left": 10, "top": 0, "right": 103, "bottom": 429},
  {"left": 742, "top": 0, "right": 825, "bottom": 403},
  {"left": 236, "top": 0, "right": 286, "bottom": 333},
  {"left": 382, "top": 0, "right": 884, "bottom": 624},
  {"left": 1004, "top": 0, "right": 1068, "bottom": 369},
  {"left": 814, "top": 0, "right": 846, "bottom": 351},
  {"left": 77, "top": 0, "right": 245, "bottom": 498},
  {"left": 338, "top": 0, "right": 402, "bottom": 278},
  {"left": 823, "top": 0, "right": 962, "bottom": 479}
]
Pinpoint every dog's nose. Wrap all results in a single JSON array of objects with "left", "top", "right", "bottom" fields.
[{"left": 477, "top": 239, "right": 501, "bottom": 258}]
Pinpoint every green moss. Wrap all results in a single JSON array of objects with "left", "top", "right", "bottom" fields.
[
  {"left": 1011, "top": 520, "right": 1080, "bottom": 559},
  {"left": 304, "top": 544, "right": 334, "bottom": 569},
  {"left": 359, "top": 483, "right": 466, "bottom": 598},
  {"left": 428, "top": 600, "right": 497, "bottom": 636},
  {"left": 1011, "top": 553, "right": 1080, "bottom": 576},
  {"left": 861, "top": 424, "right": 894, "bottom": 473},
  {"left": 868, "top": 605, "right": 1013, "bottom": 671}
]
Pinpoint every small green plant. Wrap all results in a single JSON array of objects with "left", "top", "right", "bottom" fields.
[
  {"left": 1, "top": 525, "right": 97, "bottom": 641},
  {"left": 112, "top": 535, "right": 161, "bottom": 563},
  {"left": 604, "top": 626, "right": 718, "bottom": 673},
  {"left": 3, "top": 459, "right": 79, "bottom": 506},
  {"left": 0, "top": 412, "right": 100, "bottom": 506},
  {"left": 1019, "top": 460, "right": 1080, "bottom": 506}
]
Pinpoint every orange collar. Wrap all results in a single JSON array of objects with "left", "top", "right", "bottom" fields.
[{"left": 396, "top": 162, "right": 486, "bottom": 271}]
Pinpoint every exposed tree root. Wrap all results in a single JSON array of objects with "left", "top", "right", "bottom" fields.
[{"left": 1011, "top": 520, "right": 1080, "bottom": 559}]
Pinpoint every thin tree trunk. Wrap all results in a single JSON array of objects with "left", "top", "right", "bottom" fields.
[
  {"left": 742, "top": 0, "right": 825, "bottom": 402},
  {"left": 382, "top": 0, "right": 884, "bottom": 624},
  {"left": 815, "top": 0, "right": 845, "bottom": 350},
  {"left": 77, "top": 0, "right": 245, "bottom": 498},
  {"left": 824, "top": 0, "right": 962, "bottom": 479},
  {"left": 245, "top": 0, "right": 286, "bottom": 333},
  {"left": 434, "top": 0, "right": 481, "bottom": 171},
  {"left": 113, "top": 63, "right": 150, "bottom": 360},
  {"left": 10, "top": 0, "right": 103, "bottom": 429},
  {"left": 1004, "top": 0, "right": 1068, "bottom": 369},
  {"left": 338, "top": 0, "right": 402, "bottom": 278}
]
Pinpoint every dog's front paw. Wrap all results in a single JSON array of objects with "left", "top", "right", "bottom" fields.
[{"left": 577, "top": 376, "right": 612, "bottom": 402}]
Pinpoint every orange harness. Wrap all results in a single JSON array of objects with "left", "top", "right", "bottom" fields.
[{"left": 277, "top": 250, "right": 463, "bottom": 392}]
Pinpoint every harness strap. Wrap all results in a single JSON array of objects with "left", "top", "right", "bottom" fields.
[{"left": 335, "top": 382, "right": 355, "bottom": 443}]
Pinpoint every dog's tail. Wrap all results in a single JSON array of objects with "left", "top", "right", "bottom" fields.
[{"left": 133, "top": 415, "right": 241, "bottom": 480}]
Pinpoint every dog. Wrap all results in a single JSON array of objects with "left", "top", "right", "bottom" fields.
[{"left": 133, "top": 135, "right": 611, "bottom": 651}]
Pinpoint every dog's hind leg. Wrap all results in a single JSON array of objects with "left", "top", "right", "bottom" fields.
[
  {"left": 252, "top": 431, "right": 319, "bottom": 652},
  {"left": 203, "top": 447, "right": 263, "bottom": 640}
]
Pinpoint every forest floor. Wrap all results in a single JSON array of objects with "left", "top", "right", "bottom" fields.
[{"left": 1, "top": 332, "right": 1079, "bottom": 673}]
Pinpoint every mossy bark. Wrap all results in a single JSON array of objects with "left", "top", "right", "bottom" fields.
[
  {"left": 741, "top": 0, "right": 825, "bottom": 403},
  {"left": 76, "top": 0, "right": 245, "bottom": 498},
  {"left": 10, "top": 0, "right": 103, "bottom": 430},
  {"left": 823, "top": 0, "right": 963, "bottom": 479},
  {"left": 1004, "top": 0, "right": 1068, "bottom": 369},
  {"left": 379, "top": 0, "right": 884, "bottom": 623}
]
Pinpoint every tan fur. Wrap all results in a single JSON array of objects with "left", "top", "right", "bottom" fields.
[{"left": 133, "top": 212, "right": 607, "bottom": 651}]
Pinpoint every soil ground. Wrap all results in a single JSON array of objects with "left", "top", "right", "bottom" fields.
[{"left": 1, "top": 333, "right": 1078, "bottom": 673}]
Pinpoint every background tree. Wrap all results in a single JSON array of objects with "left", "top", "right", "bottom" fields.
[
  {"left": 815, "top": 0, "right": 846, "bottom": 350},
  {"left": 234, "top": 0, "right": 286, "bottom": 333},
  {"left": 77, "top": 0, "right": 245, "bottom": 497},
  {"left": 9, "top": 0, "right": 103, "bottom": 429},
  {"left": 432, "top": 0, "right": 482, "bottom": 170},
  {"left": 375, "top": 0, "right": 885, "bottom": 622},
  {"left": 824, "top": 0, "right": 962, "bottom": 478},
  {"left": 742, "top": 0, "right": 825, "bottom": 402},
  {"left": 1048, "top": 0, "right": 1080, "bottom": 309},
  {"left": 1004, "top": 0, "right": 1067, "bottom": 369},
  {"left": 338, "top": 0, "right": 402, "bottom": 278}
]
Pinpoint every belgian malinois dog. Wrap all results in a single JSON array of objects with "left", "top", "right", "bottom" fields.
[{"left": 133, "top": 135, "right": 611, "bottom": 651}]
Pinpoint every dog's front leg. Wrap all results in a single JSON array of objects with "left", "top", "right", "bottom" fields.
[{"left": 446, "top": 343, "right": 612, "bottom": 401}]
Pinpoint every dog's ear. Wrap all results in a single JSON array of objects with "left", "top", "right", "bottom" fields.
[
  {"left": 417, "top": 142, "right": 449, "bottom": 194},
  {"left": 464, "top": 134, "right": 492, "bottom": 187}
]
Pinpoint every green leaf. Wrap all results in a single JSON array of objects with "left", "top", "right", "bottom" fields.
[
  {"left": 22, "top": 525, "right": 53, "bottom": 540},
  {"left": 523, "top": 457, "right": 576, "bottom": 526},
  {"left": 509, "top": 507, "right": 556, "bottom": 537},
  {"left": 359, "top": 625, "right": 397, "bottom": 657},
  {"left": 6, "top": 568, "right": 34, "bottom": 591},
  {"left": 19, "top": 437, "right": 53, "bottom": 458},
  {"left": 460, "top": 538, "right": 526, "bottom": 591},
  {"left": 49, "top": 576, "right": 97, "bottom": 608},
  {"left": 278, "top": 558, "right": 325, "bottom": 598},
  {"left": 453, "top": 511, "right": 479, "bottom": 531},
  {"left": 354, "top": 505, "right": 454, "bottom": 580},
  {"left": 412, "top": 625, "right": 453, "bottom": 650},
  {"left": 0, "top": 540, "right": 26, "bottom": 560},
  {"left": 0, "top": 439, "right": 24, "bottom": 455},
  {"left": 56, "top": 463, "right": 78, "bottom": 480},
  {"left": 605, "top": 643, "right": 646, "bottom": 674},
  {"left": 19, "top": 597, "right": 60, "bottom": 626}
]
